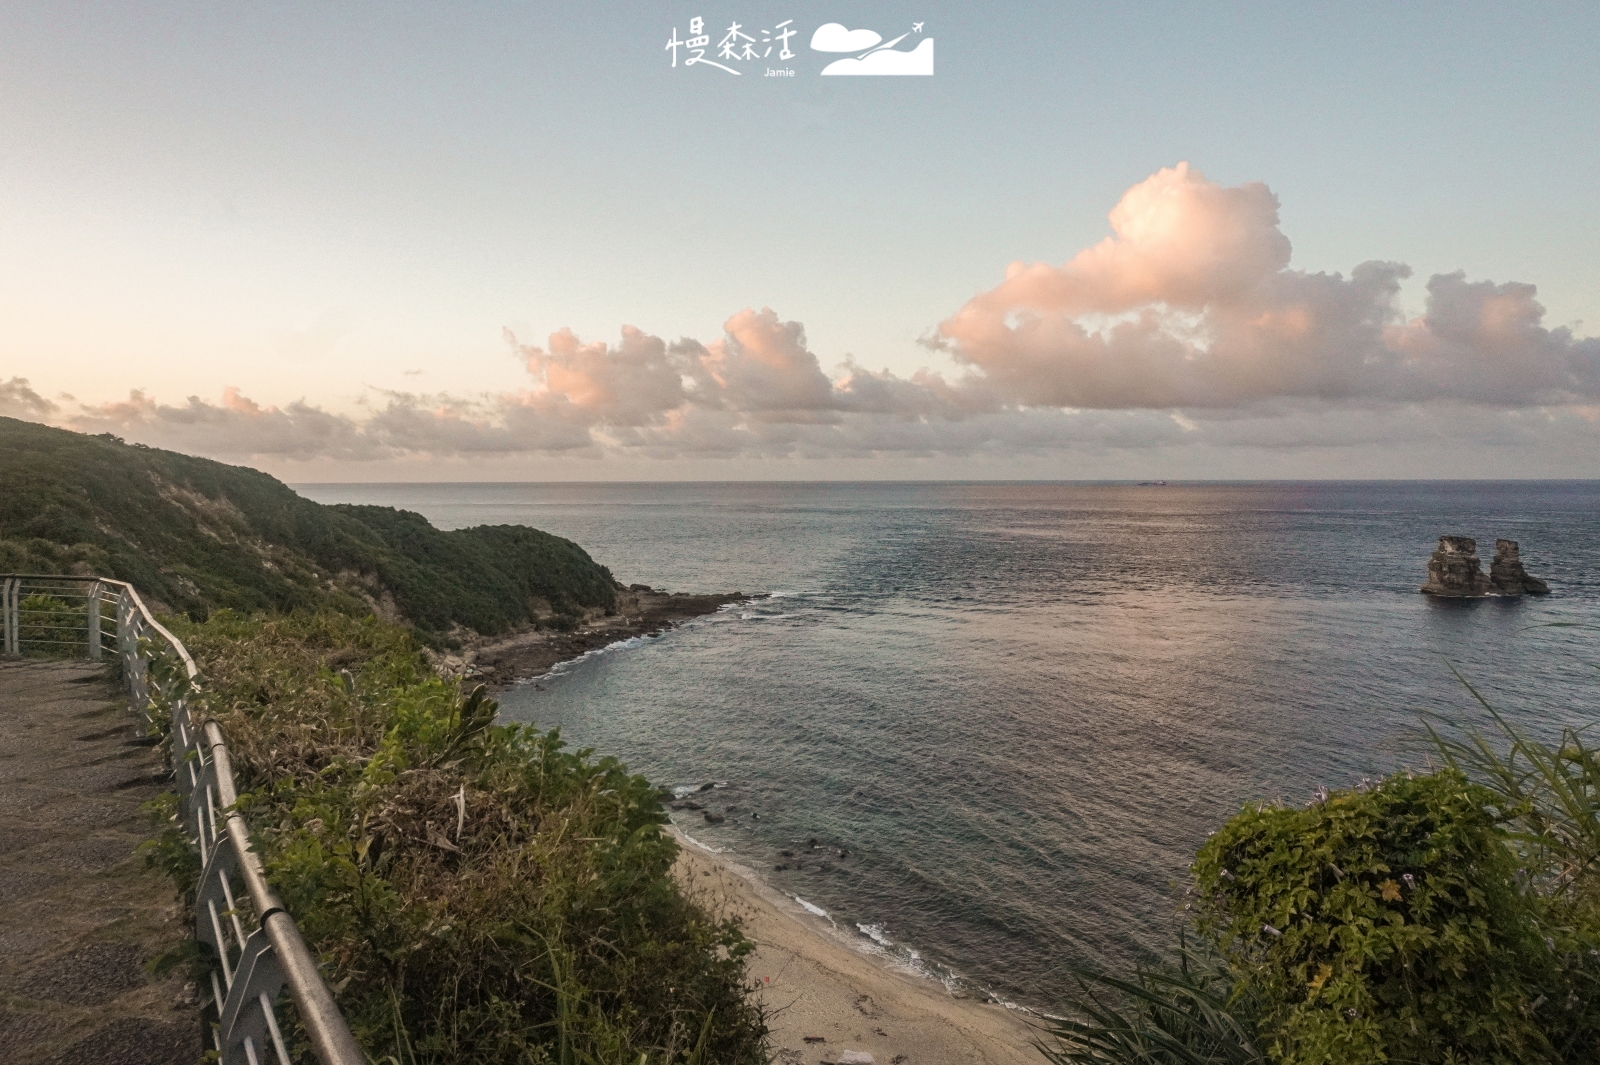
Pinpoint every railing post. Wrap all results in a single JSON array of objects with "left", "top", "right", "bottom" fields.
[
  {"left": 87, "top": 581, "right": 103, "bottom": 661},
  {"left": 218, "top": 930, "right": 291, "bottom": 1065},
  {"left": 3, "top": 578, "right": 16, "bottom": 655},
  {"left": 116, "top": 589, "right": 131, "bottom": 670}
]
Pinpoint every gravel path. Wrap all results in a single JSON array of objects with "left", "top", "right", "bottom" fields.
[{"left": 0, "top": 659, "right": 203, "bottom": 1064}]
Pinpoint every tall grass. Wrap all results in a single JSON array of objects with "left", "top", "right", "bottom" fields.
[
  {"left": 1039, "top": 936, "right": 1263, "bottom": 1065},
  {"left": 1426, "top": 661, "right": 1600, "bottom": 908}
]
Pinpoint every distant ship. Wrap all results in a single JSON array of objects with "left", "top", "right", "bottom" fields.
[{"left": 1136, "top": 480, "right": 1168, "bottom": 486}]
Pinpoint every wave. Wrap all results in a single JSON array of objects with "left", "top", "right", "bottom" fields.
[
  {"left": 793, "top": 895, "right": 830, "bottom": 919},
  {"left": 856, "top": 922, "right": 892, "bottom": 947},
  {"left": 673, "top": 826, "right": 723, "bottom": 853},
  {"left": 670, "top": 781, "right": 729, "bottom": 798},
  {"left": 519, "top": 633, "right": 658, "bottom": 684}
]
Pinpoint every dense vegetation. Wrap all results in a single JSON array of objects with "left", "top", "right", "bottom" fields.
[
  {"left": 1046, "top": 693, "right": 1600, "bottom": 1064},
  {"left": 0, "top": 416, "right": 616, "bottom": 637},
  {"left": 148, "top": 611, "right": 765, "bottom": 1064}
]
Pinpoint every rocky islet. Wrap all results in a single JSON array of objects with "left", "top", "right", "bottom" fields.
[{"left": 1420, "top": 536, "right": 1550, "bottom": 596}]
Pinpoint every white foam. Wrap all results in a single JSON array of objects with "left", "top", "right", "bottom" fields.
[
  {"left": 674, "top": 827, "right": 723, "bottom": 853},
  {"left": 536, "top": 633, "right": 652, "bottom": 680},
  {"left": 793, "top": 896, "right": 830, "bottom": 918},
  {"left": 856, "top": 922, "right": 893, "bottom": 947}
]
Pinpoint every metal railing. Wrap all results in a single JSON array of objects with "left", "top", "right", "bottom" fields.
[{"left": 1, "top": 575, "right": 365, "bottom": 1065}]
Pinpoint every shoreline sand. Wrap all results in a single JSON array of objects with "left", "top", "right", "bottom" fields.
[{"left": 668, "top": 825, "right": 1047, "bottom": 1065}]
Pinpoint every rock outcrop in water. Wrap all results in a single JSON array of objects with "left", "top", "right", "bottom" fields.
[
  {"left": 1488, "top": 539, "right": 1550, "bottom": 595},
  {"left": 1420, "top": 536, "right": 1489, "bottom": 596},
  {"left": 1420, "top": 535, "right": 1549, "bottom": 596}
]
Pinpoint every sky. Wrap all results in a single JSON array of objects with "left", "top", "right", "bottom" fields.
[{"left": 2, "top": 1, "right": 1598, "bottom": 480}]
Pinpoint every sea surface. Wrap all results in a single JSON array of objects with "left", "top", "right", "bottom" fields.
[{"left": 296, "top": 481, "right": 1600, "bottom": 1010}]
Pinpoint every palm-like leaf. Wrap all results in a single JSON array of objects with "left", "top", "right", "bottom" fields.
[{"left": 1039, "top": 938, "right": 1265, "bottom": 1065}]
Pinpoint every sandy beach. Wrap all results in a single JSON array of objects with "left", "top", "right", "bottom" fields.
[{"left": 669, "top": 827, "right": 1048, "bottom": 1065}]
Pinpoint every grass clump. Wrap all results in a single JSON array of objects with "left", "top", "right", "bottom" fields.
[{"left": 161, "top": 610, "right": 765, "bottom": 1064}]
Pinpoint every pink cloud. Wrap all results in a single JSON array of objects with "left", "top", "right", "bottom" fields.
[
  {"left": 513, "top": 325, "right": 686, "bottom": 426},
  {"left": 15, "top": 163, "right": 1600, "bottom": 467},
  {"left": 938, "top": 162, "right": 1600, "bottom": 410}
]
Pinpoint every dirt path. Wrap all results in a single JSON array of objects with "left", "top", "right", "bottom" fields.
[{"left": 0, "top": 659, "right": 202, "bottom": 1064}]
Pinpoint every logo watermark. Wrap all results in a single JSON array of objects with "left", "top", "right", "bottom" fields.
[{"left": 664, "top": 17, "right": 932, "bottom": 78}]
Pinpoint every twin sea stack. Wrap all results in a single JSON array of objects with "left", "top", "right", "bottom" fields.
[{"left": 1420, "top": 536, "right": 1550, "bottom": 597}]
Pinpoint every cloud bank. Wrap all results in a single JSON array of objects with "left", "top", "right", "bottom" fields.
[
  {"left": 937, "top": 163, "right": 1600, "bottom": 410},
  {"left": 26, "top": 163, "right": 1600, "bottom": 470}
]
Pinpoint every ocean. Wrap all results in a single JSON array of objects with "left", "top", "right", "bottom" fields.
[{"left": 295, "top": 481, "right": 1600, "bottom": 1011}]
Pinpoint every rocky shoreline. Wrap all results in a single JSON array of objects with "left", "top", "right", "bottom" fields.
[{"left": 432, "top": 584, "right": 748, "bottom": 690}]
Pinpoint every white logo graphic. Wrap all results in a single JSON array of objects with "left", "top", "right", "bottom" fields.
[
  {"left": 666, "top": 16, "right": 797, "bottom": 75},
  {"left": 810, "top": 21, "right": 933, "bottom": 76}
]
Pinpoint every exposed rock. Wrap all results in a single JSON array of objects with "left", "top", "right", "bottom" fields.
[
  {"left": 440, "top": 586, "right": 747, "bottom": 690},
  {"left": 702, "top": 810, "right": 726, "bottom": 824},
  {"left": 1420, "top": 536, "right": 1489, "bottom": 596},
  {"left": 1489, "top": 539, "right": 1551, "bottom": 595},
  {"left": 1422, "top": 535, "right": 1550, "bottom": 596}
]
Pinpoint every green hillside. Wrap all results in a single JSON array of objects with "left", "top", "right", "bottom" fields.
[{"left": 0, "top": 417, "right": 616, "bottom": 637}]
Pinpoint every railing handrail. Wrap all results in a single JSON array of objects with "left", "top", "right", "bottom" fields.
[{"left": 0, "top": 573, "right": 364, "bottom": 1065}]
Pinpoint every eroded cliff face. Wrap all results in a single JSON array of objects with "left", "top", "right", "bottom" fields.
[
  {"left": 1421, "top": 535, "right": 1490, "bottom": 596},
  {"left": 1488, "top": 539, "right": 1551, "bottom": 595},
  {"left": 1420, "top": 535, "right": 1549, "bottom": 596}
]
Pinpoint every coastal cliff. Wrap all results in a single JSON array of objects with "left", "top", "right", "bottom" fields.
[{"left": 0, "top": 416, "right": 617, "bottom": 637}]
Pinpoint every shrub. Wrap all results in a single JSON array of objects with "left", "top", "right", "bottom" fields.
[
  {"left": 18, "top": 592, "right": 86, "bottom": 656},
  {"left": 1191, "top": 770, "right": 1592, "bottom": 1063},
  {"left": 1048, "top": 650, "right": 1600, "bottom": 1065},
  {"left": 157, "top": 611, "right": 766, "bottom": 1064}
]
